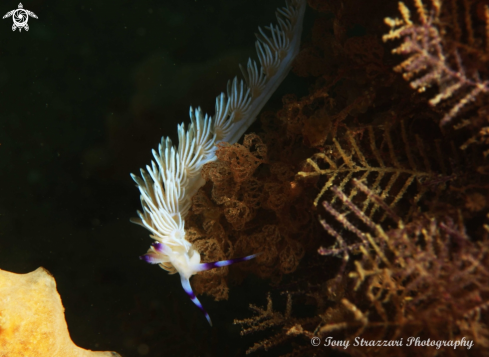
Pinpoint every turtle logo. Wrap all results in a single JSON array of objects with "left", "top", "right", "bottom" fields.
[{"left": 3, "top": 3, "right": 38, "bottom": 32}]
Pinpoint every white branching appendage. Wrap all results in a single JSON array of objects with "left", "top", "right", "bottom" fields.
[{"left": 131, "top": 0, "right": 306, "bottom": 325}]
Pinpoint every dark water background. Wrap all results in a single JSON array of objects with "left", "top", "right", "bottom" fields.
[{"left": 0, "top": 0, "right": 315, "bottom": 356}]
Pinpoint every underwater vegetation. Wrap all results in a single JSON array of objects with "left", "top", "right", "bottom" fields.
[{"left": 221, "top": 0, "right": 489, "bottom": 355}]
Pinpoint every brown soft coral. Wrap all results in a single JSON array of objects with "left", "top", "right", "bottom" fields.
[
  {"left": 233, "top": 0, "right": 489, "bottom": 355},
  {"left": 187, "top": 128, "right": 319, "bottom": 300}
]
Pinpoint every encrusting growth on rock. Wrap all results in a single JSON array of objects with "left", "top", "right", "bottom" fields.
[{"left": 0, "top": 268, "right": 121, "bottom": 357}]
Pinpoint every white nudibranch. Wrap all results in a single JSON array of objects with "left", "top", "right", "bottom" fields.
[{"left": 131, "top": 0, "right": 306, "bottom": 326}]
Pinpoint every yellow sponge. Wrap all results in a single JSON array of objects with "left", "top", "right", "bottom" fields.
[{"left": 0, "top": 267, "right": 120, "bottom": 357}]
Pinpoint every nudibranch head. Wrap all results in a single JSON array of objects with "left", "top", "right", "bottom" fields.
[{"left": 140, "top": 241, "right": 202, "bottom": 279}]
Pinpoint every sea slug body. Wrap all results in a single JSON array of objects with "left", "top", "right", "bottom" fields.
[{"left": 131, "top": 0, "right": 306, "bottom": 325}]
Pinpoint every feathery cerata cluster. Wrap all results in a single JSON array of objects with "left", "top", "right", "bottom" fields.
[{"left": 131, "top": 0, "right": 306, "bottom": 325}]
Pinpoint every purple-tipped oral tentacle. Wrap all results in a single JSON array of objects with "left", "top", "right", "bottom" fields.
[
  {"left": 151, "top": 241, "right": 170, "bottom": 254},
  {"left": 195, "top": 252, "right": 262, "bottom": 272},
  {"left": 180, "top": 275, "right": 212, "bottom": 326},
  {"left": 139, "top": 242, "right": 170, "bottom": 263},
  {"left": 140, "top": 253, "right": 163, "bottom": 264}
]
